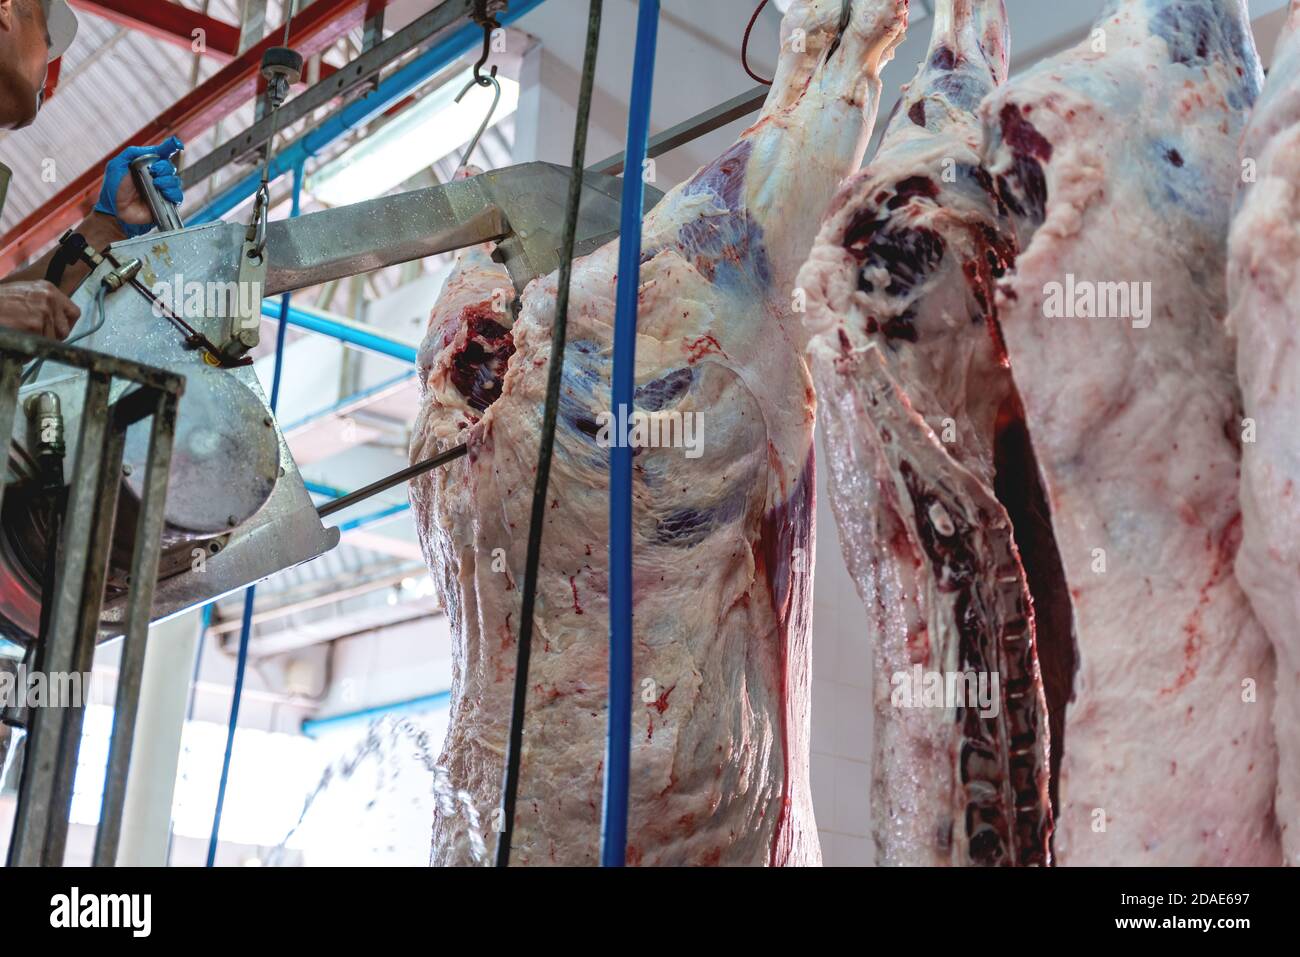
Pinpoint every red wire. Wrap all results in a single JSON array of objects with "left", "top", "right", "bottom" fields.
[{"left": 742, "top": 0, "right": 773, "bottom": 86}]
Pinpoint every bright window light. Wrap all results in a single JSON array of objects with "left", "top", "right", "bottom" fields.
[
  {"left": 69, "top": 702, "right": 454, "bottom": 864},
  {"left": 308, "top": 69, "right": 520, "bottom": 206}
]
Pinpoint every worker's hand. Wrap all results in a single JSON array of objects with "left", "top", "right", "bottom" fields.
[
  {"left": 0, "top": 281, "right": 81, "bottom": 340},
  {"left": 95, "top": 136, "right": 185, "bottom": 238}
]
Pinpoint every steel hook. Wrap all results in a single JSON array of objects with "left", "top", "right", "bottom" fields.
[
  {"left": 454, "top": 72, "right": 503, "bottom": 177},
  {"left": 472, "top": 18, "right": 500, "bottom": 87}
]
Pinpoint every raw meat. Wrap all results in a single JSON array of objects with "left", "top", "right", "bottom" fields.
[
  {"left": 982, "top": 0, "right": 1279, "bottom": 864},
  {"left": 800, "top": 0, "right": 1057, "bottom": 866},
  {"left": 410, "top": 0, "right": 909, "bottom": 865},
  {"left": 1227, "top": 0, "right": 1300, "bottom": 865}
]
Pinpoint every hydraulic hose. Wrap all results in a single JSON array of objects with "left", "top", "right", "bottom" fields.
[{"left": 495, "top": 0, "right": 605, "bottom": 867}]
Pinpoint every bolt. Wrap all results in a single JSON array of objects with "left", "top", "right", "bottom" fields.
[
  {"left": 264, "top": 416, "right": 275, "bottom": 427},
  {"left": 121, "top": 464, "right": 133, "bottom": 477},
  {"left": 227, "top": 515, "right": 238, "bottom": 527}
]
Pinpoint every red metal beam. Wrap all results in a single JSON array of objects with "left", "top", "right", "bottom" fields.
[
  {"left": 41, "top": 57, "right": 62, "bottom": 102},
  {"left": 2, "top": 0, "right": 387, "bottom": 272},
  {"left": 69, "top": 0, "right": 242, "bottom": 60}
]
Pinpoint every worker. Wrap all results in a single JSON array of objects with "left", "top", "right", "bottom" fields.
[{"left": 0, "top": 0, "right": 185, "bottom": 340}]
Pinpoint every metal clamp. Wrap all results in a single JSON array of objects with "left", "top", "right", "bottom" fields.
[{"left": 225, "top": 186, "right": 271, "bottom": 362}]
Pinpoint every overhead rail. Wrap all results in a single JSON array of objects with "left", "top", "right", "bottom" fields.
[
  {"left": 183, "top": 0, "right": 493, "bottom": 191},
  {"left": 190, "top": 0, "right": 548, "bottom": 224},
  {"left": 587, "top": 84, "right": 768, "bottom": 178},
  {"left": 0, "top": 0, "right": 386, "bottom": 272}
]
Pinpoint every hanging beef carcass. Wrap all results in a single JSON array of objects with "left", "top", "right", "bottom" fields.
[
  {"left": 410, "top": 0, "right": 909, "bottom": 865},
  {"left": 1227, "top": 0, "right": 1300, "bottom": 865},
  {"left": 981, "top": 0, "right": 1279, "bottom": 865},
  {"left": 799, "top": 0, "right": 1060, "bottom": 866}
]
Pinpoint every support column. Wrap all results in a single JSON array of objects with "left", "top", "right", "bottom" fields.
[{"left": 114, "top": 611, "right": 203, "bottom": 867}]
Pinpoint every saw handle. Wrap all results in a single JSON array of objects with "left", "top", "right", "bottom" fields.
[{"left": 128, "top": 153, "right": 185, "bottom": 234}]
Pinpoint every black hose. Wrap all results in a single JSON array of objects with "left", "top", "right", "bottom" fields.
[{"left": 495, "top": 0, "right": 604, "bottom": 867}]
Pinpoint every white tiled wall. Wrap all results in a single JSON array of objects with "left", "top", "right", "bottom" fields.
[{"left": 810, "top": 430, "right": 875, "bottom": 867}]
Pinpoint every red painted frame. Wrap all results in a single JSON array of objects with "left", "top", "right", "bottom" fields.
[
  {"left": 68, "top": 0, "right": 242, "bottom": 60},
  {"left": 2, "top": 0, "right": 390, "bottom": 272}
]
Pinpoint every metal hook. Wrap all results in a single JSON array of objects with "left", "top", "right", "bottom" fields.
[
  {"left": 454, "top": 72, "right": 502, "bottom": 177},
  {"left": 472, "top": 18, "right": 500, "bottom": 87}
]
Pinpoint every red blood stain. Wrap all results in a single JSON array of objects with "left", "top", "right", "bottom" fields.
[
  {"left": 685, "top": 335, "right": 723, "bottom": 364},
  {"left": 569, "top": 575, "right": 584, "bottom": 615},
  {"left": 650, "top": 684, "right": 675, "bottom": 715},
  {"left": 1163, "top": 514, "right": 1243, "bottom": 695}
]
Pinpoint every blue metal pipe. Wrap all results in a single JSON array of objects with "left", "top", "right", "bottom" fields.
[
  {"left": 304, "top": 480, "right": 349, "bottom": 499},
  {"left": 335, "top": 501, "right": 410, "bottom": 532},
  {"left": 207, "top": 164, "right": 305, "bottom": 868},
  {"left": 260, "top": 301, "right": 418, "bottom": 365},
  {"left": 281, "top": 370, "right": 417, "bottom": 434},
  {"left": 603, "top": 0, "right": 660, "bottom": 869},
  {"left": 301, "top": 690, "right": 451, "bottom": 739},
  {"left": 190, "top": 0, "right": 549, "bottom": 224}
]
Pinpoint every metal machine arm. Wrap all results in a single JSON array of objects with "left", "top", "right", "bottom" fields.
[{"left": 265, "top": 162, "right": 662, "bottom": 297}]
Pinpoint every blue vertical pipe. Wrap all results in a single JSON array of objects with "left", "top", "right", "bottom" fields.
[
  {"left": 206, "top": 162, "right": 305, "bottom": 867},
  {"left": 603, "top": 0, "right": 659, "bottom": 869}
]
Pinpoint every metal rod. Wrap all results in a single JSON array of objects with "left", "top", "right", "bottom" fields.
[
  {"left": 586, "top": 83, "right": 768, "bottom": 177},
  {"left": 9, "top": 374, "right": 119, "bottom": 866},
  {"left": 316, "top": 444, "right": 468, "bottom": 519},
  {"left": 93, "top": 388, "right": 179, "bottom": 867},
  {"left": 0, "top": 357, "right": 23, "bottom": 520}
]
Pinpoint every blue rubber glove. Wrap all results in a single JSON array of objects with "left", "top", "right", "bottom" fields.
[{"left": 94, "top": 136, "right": 185, "bottom": 238}]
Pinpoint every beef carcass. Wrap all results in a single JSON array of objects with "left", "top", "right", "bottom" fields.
[
  {"left": 410, "top": 0, "right": 909, "bottom": 865},
  {"left": 1227, "top": 0, "right": 1300, "bottom": 865},
  {"left": 981, "top": 0, "right": 1279, "bottom": 864},
  {"left": 799, "top": 0, "right": 1058, "bottom": 866}
]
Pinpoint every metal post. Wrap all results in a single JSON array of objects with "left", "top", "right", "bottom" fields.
[
  {"left": 9, "top": 373, "right": 116, "bottom": 866},
  {"left": 0, "top": 325, "right": 184, "bottom": 868},
  {"left": 0, "top": 357, "right": 22, "bottom": 518},
  {"left": 93, "top": 389, "right": 179, "bottom": 866}
]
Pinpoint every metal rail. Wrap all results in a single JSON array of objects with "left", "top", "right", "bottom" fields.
[
  {"left": 587, "top": 84, "right": 768, "bottom": 177},
  {"left": 182, "top": 0, "right": 480, "bottom": 189},
  {"left": 316, "top": 444, "right": 467, "bottom": 519}
]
